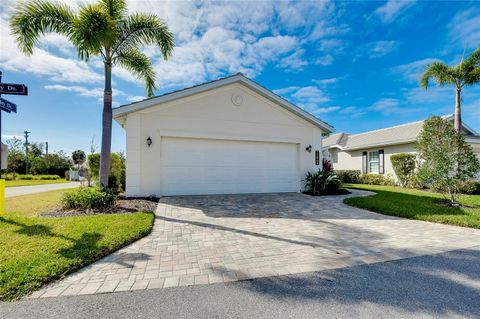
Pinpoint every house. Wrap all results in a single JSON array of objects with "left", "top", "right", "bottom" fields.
[
  {"left": 323, "top": 115, "right": 480, "bottom": 179},
  {"left": 113, "top": 73, "right": 334, "bottom": 196}
]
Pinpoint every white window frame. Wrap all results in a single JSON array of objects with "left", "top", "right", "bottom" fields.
[{"left": 368, "top": 151, "right": 380, "bottom": 174}]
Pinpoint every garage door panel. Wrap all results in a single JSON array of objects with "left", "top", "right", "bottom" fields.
[{"left": 160, "top": 137, "right": 299, "bottom": 195}]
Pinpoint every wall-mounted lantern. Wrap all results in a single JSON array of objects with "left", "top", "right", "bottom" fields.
[
  {"left": 146, "top": 136, "right": 152, "bottom": 147},
  {"left": 305, "top": 145, "right": 312, "bottom": 153}
]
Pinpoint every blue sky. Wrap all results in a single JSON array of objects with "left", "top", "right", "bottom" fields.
[{"left": 0, "top": 0, "right": 479, "bottom": 154}]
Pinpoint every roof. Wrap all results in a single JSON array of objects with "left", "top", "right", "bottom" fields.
[
  {"left": 324, "top": 115, "right": 479, "bottom": 150},
  {"left": 113, "top": 73, "right": 334, "bottom": 133}
]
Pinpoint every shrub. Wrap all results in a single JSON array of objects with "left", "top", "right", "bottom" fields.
[
  {"left": 322, "top": 159, "right": 333, "bottom": 173},
  {"left": 359, "top": 174, "right": 395, "bottom": 186},
  {"left": 458, "top": 180, "right": 480, "bottom": 195},
  {"left": 62, "top": 187, "right": 117, "bottom": 210},
  {"left": 88, "top": 152, "right": 125, "bottom": 191},
  {"left": 304, "top": 169, "right": 342, "bottom": 196},
  {"left": 390, "top": 153, "right": 416, "bottom": 188},
  {"left": 417, "top": 116, "right": 480, "bottom": 205},
  {"left": 334, "top": 170, "right": 361, "bottom": 183},
  {"left": 17, "top": 174, "right": 34, "bottom": 180},
  {"left": 37, "top": 174, "right": 61, "bottom": 180},
  {"left": 3, "top": 173, "right": 15, "bottom": 181}
]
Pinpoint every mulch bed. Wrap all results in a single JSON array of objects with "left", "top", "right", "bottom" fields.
[{"left": 41, "top": 197, "right": 159, "bottom": 217}]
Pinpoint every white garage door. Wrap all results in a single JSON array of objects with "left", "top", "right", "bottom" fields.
[{"left": 160, "top": 137, "right": 300, "bottom": 195}]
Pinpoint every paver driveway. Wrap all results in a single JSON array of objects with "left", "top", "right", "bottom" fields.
[{"left": 31, "top": 190, "right": 480, "bottom": 298}]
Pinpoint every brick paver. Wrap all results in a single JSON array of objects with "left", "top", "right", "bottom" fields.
[{"left": 30, "top": 190, "right": 480, "bottom": 298}]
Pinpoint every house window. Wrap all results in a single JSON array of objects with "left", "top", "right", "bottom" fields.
[{"left": 368, "top": 151, "right": 380, "bottom": 173}]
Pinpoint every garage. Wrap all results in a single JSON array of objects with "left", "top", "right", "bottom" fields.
[
  {"left": 160, "top": 137, "right": 300, "bottom": 195},
  {"left": 113, "top": 74, "right": 334, "bottom": 197}
]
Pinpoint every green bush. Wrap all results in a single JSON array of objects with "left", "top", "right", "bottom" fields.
[
  {"left": 3, "top": 173, "right": 15, "bottom": 181},
  {"left": 304, "top": 169, "right": 342, "bottom": 196},
  {"left": 62, "top": 187, "right": 117, "bottom": 210},
  {"left": 458, "top": 180, "right": 480, "bottom": 195},
  {"left": 17, "top": 174, "right": 34, "bottom": 180},
  {"left": 37, "top": 174, "right": 61, "bottom": 180},
  {"left": 390, "top": 153, "right": 416, "bottom": 188},
  {"left": 359, "top": 174, "right": 395, "bottom": 186},
  {"left": 88, "top": 152, "right": 126, "bottom": 191},
  {"left": 334, "top": 170, "right": 361, "bottom": 183}
]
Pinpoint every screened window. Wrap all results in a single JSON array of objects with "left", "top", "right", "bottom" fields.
[{"left": 368, "top": 151, "right": 379, "bottom": 173}]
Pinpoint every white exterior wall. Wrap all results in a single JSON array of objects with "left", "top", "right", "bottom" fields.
[
  {"left": 330, "top": 143, "right": 417, "bottom": 180},
  {"left": 123, "top": 83, "right": 325, "bottom": 197}
]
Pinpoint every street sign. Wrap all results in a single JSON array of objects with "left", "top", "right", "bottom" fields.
[
  {"left": 0, "top": 98, "right": 16, "bottom": 113},
  {"left": 0, "top": 83, "right": 28, "bottom": 95}
]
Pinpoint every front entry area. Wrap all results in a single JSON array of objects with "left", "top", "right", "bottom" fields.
[{"left": 159, "top": 137, "right": 300, "bottom": 196}]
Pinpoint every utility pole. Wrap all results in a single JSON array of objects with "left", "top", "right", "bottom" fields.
[
  {"left": 24, "top": 130, "right": 30, "bottom": 174},
  {"left": 45, "top": 141, "right": 48, "bottom": 155}
]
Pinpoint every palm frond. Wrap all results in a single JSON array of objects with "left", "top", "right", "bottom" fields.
[
  {"left": 112, "top": 13, "right": 174, "bottom": 59},
  {"left": 114, "top": 48, "right": 156, "bottom": 97},
  {"left": 99, "top": 0, "right": 127, "bottom": 21},
  {"left": 73, "top": 3, "right": 115, "bottom": 60},
  {"left": 10, "top": 0, "right": 76, "bottom": 54},
  {"left": 464, "top": 67, "right": 480, "bottom": 86},
  {"left": 420, "top": 62, "right": 456, "bottom": 88}
]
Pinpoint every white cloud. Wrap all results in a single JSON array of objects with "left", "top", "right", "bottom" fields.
[
  {"left": 44, "top": 85, "right": 124, "bottom": 98},
  {"left": 373, "top": 0, "right": 416, "bottom": 24},
  {"left": 277, "top": 50, "right": 308, "bottom": 71},
  {"left": 355, "top": 40, "right": 398, "bottom": 60},
  {"left": 275, "top": 85, "right": 332, "bottom": 116},
  {"left": 339, "top": 106, "right": 366, "bottom": 119},
  {"left": 126, "top": 95, "right": 145, "bottom": 102},
  {"left": 311, "top": 106, "right": 340, "bottom": 115},
  {"left": 314, "top": 54, "right": 334, "bottom": 66},
  {"left": 313, "top": 77, "right": 342, "bottom": 86},
  {"left": 447, "top": 8, "right": 480, "bottom": 50},
  {"left": 390, "top": 58, "right": 437, "bottom": 82},
  {"left": 371, "top": 97, "right": 422, "bottom": 115},
  {"left": 1, "top": 0, "right": 346, "bottom": 95}
]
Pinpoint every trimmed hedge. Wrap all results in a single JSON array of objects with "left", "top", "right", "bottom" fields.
[
  {"left": 334, "top": 170, "right": 361, "bottom": 183},
  {"left": 359, "top": 173, "right": 395, "bottom": 186},
  {"left": 3, "top": 174, "right": 61, "bottom": 181}
]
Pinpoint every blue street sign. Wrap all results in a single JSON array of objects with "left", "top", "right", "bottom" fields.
[{"left": 0, "top": 98, "right": 16, "bottom": 113}]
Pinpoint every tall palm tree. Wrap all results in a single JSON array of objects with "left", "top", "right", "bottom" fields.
[
  {"left": 420, "top": 48, "right": 480, "bottom": 132},
  {"left": 10, "top": 0, "right": 174, "bottom": 186}
]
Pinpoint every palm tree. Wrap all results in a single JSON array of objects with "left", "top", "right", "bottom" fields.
[
  {"left": 420, "top": 48, "right": 480, "bottom": 132},
  {"left": 10, "top": 0, "right": 174, "bottom": 186}
]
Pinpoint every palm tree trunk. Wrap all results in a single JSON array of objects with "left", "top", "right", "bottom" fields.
[
  {"left": 454, "top": 87, "right": 462, "bottom": 132},
  {"left": 99, "top": 61, "right": 113, "bottom": 187}
]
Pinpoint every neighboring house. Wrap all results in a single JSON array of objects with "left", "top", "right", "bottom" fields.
[
  {"left": 323, "top": 115, "right": 480, "bottom": 180},
  {"left": 114, "top": 73, "right": 334, "bottom": 196}
]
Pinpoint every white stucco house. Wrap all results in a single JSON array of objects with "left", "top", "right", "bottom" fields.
[
  {"left": 323, "top": 115, "right": 480, "bottom": 179},
  {"left": 113, "top": 73, "right": 334, "bottom": 197}
]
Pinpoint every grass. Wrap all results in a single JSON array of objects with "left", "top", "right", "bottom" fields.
[
  {"left": 344, "top": 184, "right": 480, "bottom": 229},
  {"left": 0, "top": 189, "right": 155, "bottom": 301},
  {"left": 5, "top": 179, "right": 70, "bottom": 188}
]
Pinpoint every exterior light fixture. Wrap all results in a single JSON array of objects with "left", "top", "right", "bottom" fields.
[
  {"left": 305, "top": 145, "right": 312, "bottom": 153},
  {"left": 146, "top": 136, "right": 152, "bottom": 147}
]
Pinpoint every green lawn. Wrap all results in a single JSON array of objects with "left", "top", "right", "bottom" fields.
[
  {"left": 0, "top": 189, "right": 154, "bottom": 301},
  {"left": 344, "top": 184, "right": 480, "bottom": 229},
  {"left": 5, "top": 179, "right": 70, "bottom": 187}
]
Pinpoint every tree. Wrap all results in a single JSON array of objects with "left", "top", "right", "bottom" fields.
[
  {"left": 6, "top": 137, "right": 25, "bottom": 179},
  {"left": 72, "top": 150, "right": 86, "bottom": 168},
  {"left": 11, "top": 0, "right": 174, "bottom": 186},
  {"left": 29, "top": 142, "right": 44, "bottom": 158},
  {"left": 390, "top": 153, "right": 416, "bottom": 188},
  {"left": 416, "top": 116, "right": 480, "bottom": 205},
  {"left": 420, "top": 48, "right": 480, "bottom": 132},
  {"left": 88, "top": 152, "right": 125, "bottom": 191}
]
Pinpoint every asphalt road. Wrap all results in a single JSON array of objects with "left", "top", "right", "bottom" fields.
[
  {"left": 5, "top": 182, "right": 80, "bottom": 197},
  {"left": 1, "top": 247, "right": 479, "bottom": 319}
]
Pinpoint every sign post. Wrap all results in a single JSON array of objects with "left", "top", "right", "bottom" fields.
[{"left": 0, "top": 71, "right": 28, "bottom": 213}]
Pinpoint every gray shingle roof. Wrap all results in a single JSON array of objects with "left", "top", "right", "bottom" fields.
[{"left": 324, "top": 115, "right": 478, "bottom": 150}]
